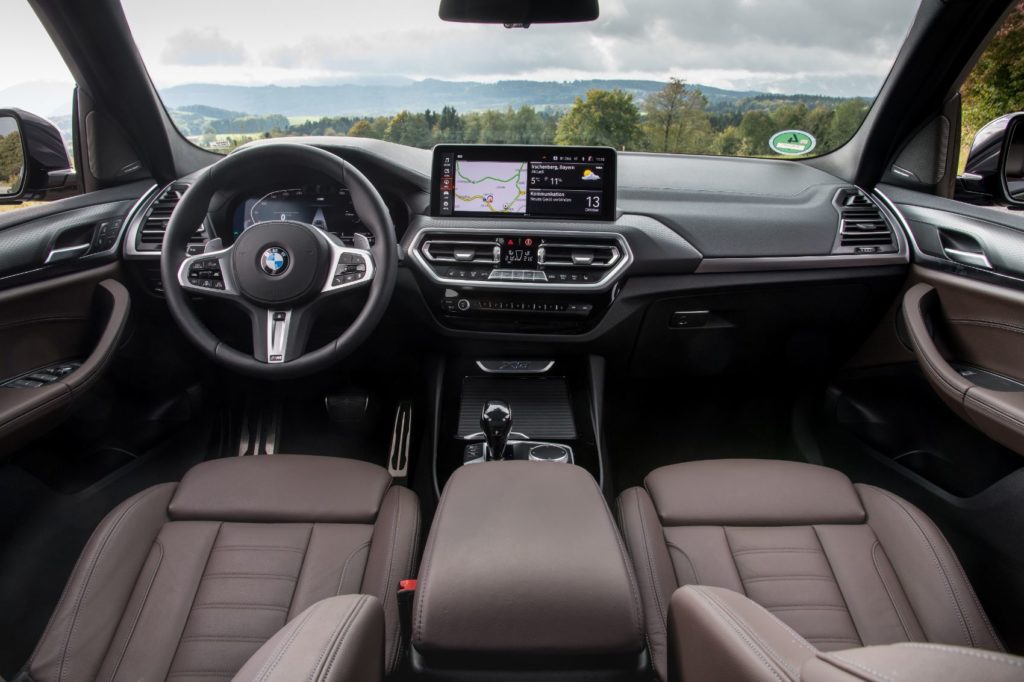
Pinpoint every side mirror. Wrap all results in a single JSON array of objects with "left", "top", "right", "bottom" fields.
[
  {"left": 0, "top": 108, "right": 75, "bottom": 203},
  {"left": 957, "top": 112, "right": 1024, "bottom": 207}
]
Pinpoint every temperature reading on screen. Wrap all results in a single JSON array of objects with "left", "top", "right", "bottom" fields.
[{"left": 501, "top": 237, "right": 537, "bottom": 268}]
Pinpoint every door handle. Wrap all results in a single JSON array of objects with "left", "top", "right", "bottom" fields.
[
  {"left": 942, "top": 247, "right": 992, "bottom": 269},
  {"left": 44, "top": 243, "right": 90, "bottom": 264}
]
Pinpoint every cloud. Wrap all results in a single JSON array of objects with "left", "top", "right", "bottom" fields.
[
  {"left": 161, "top": 29, "right": 248, "bottom": 66},
  {"left": 122, "top": 0, "right": 922, "bottom": 97}
]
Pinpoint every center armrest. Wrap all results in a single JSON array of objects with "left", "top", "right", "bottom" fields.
[{"left": 412, "top": 461, "right": 646, "bottom": 676}]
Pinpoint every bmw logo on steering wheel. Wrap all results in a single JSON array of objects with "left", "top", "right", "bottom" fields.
[{"left": 260, "top": 247, "right": 289, "bottom": 276}]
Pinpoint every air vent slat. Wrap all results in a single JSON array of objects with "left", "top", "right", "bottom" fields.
[
  {"left": 835, "top": 189, "right": 895, "bottom": 252},
  {"left": 136, "top": 184, "right": 206, "bottom": 252}
]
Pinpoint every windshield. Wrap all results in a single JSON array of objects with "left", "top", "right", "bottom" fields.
[{"left": 116, "top": 0, "right": 920, "bottom": 158}]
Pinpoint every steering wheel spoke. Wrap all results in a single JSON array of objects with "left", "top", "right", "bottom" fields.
[
  {"left": 251, "top": 306, "right": 315, "bottom": 364},
  {"left": 176, "top": 246, "right": 240, "bottom": 299},
  {"left": 323, "top": 239, "right": 375, "bottom": 293}
]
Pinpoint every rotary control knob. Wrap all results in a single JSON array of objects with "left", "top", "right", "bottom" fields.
[
  {"left": 528, "top": 443, "right": 571, "bottom": 463},
  {"left": 457, "top": 298, "right": 471, "bottom": 312}
]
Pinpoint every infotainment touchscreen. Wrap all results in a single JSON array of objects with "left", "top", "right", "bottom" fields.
[{"left": 431, "top": 145, "right": 616, "bottom": 221}]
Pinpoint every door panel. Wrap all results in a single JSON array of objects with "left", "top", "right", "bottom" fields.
[{"left": 0, "top": 184, "right": 150, "bottom": 454}]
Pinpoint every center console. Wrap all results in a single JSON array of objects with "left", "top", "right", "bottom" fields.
[
  {"left": 412, "top": 461, "right": 647, "bottom": 680},
  {"left": 406, "top": 144, "right": 634, "bottom": 335}
]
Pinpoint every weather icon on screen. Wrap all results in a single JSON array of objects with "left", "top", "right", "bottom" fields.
[{"left": 582, "top": 169, "right": 601, "bottom": 181}]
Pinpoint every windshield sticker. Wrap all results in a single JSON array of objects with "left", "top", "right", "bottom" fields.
[{"left": 769, "top": 130, "right": 817, "bottom": 156}]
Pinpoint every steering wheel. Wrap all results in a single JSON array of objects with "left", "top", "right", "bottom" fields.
[{"left": 160, "top": 143, "right": 397, "bottom": 379}]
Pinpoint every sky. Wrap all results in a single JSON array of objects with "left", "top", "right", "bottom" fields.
[{"left": 2, "top": 0, "right": 922, "bottom": 108}]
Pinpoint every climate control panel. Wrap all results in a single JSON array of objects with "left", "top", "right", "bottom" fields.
[{"left": 408, "top": 229, "right": 631, "bottom": 291}]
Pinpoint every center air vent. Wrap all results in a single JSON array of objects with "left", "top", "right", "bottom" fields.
[
  {"left": 538, "top": 242, "right": 620, "bottom": 268},
  {"left": 136, "top": 184, "right": 207, "bottom": 253},
  {"left": 422, "top": 238, "right": 499, "bottom": 264},
  {"left": 833, "top": 189, "right": 896, "bottom": 254}
]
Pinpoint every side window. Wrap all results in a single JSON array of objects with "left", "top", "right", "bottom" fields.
[
  {"left": 955, "top": 3, "right": 1024, "bottom": 206},
  {"left": 0, "top": 3, "right": 77, "bottom": 217}
]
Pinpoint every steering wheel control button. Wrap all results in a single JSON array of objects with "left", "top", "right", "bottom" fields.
[
  {"left": 260, "top": 247, "right": 290, "bottom": 276},
  {"left": 330, "top": 251, "right": 370, "bottom": 287},
  {"left": 187, "top": 258, "right": 225, "bottom": 289}
]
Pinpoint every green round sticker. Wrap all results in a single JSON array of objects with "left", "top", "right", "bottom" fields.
[{"left": 769, "top": 130, "right": 816, "bottom": 156}]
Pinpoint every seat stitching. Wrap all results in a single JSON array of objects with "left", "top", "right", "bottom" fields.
[
  {"left": 870, "top": 541, "right": 914, "bottom": 641},
  {"left": 633, "top": 490, "right": 668, "bottom": 624},
  {"left": 825, "top": 653, "right": 899, "bottom": 682},
  {"left": 732, "top": 548, "right": 823, "bottom": 556},
  {"left": 863, "top": 486, "right": 974, "bottom": 646},
  {"left": 901, "top": 643, "right": 1024, "bottom": 667},
  {"left": 689, "top": 587, "right": 792, "bottom": 681},
  {"left": 768, "top": 605, "right": 849, "bottom": 612},
  {"left": 666, "top": 543, "right": 701, "bottom": 585},
  {"left": 805, "top": 637, "right": 862, "bottom": 643},
  {"left": 252, "top": 601, "right": 320, "bottom": 682},
  {"left": 167, "top": 522, "right": 223, "bottom": 675},
  {"left": 334, "top": 541, "right": 372, "bottom": 595},
  {"left": 212, "top": 545, "right": 305, "bottom": 554},
  {"left": 697, "top": 586, "right": 817, "bottom": 656},
  {"left": 742, "top": 576, "right": 836, "bottom": 583},
  {"left": 592, "top": 478, "right": 644, "bottom": 643},
  {"left": 930, "top": 517, "right": 1004, "bottom": 650},
  {"left": 104, "top": 539, "right": 165, "bottom": 681},
  {"left": 382, "top": 489, "right": 404, "bottom": 672},
  {"left": 317, "top": 595, "right": 368, "bottom": 682},
  {"left": 616, "top": 495, "right": 659, "bottom": 671},
  {"left": 414, "top": 481, "right": 456, "bottom": 643},
  {"left": 180, "top": 635, "right": 268, "bottom": 643},
  {"left": 721, "top": 528, "right": 748, "bottom": 597},
  {"left": 202, "top": 573, "right": 298, "bottom": 580},
  {"left": 394, "top": 491, "right": 422, "bottom": 669},
  {"left": 285, "top": 524, "right": 314, "bottom": 618},
  {"left": 57, "top": 485, "right": 168, "bottom": 682},
  {"left": 191, "top": 603, "right": 289, "bottom": 612},
  {"left": 811, "top": 525, "right": 862, "bottom": 646}
]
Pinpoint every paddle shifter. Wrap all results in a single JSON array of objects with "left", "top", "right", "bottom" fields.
[{"left": 481, "top": 400, "right": 513, "bottom": 460}]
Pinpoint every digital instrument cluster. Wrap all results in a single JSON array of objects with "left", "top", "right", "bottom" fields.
[{"left": 232, "top": 184, "right": 374, "bottom": 245}]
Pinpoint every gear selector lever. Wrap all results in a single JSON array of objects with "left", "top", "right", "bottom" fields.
[{"left": 481, "top": 400, "right": 513, "bottom": 460}]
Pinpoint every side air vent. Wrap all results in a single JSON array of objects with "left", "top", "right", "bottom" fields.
[
  {"left": 539, "top": 241, "right": 620, "bottom": 268},
  {"left": 422, "top": 238, "right": 499, "bottom": 264},
  {"left": 833, "top": 189, "right": 896, "bottom": 254},
  {"left": 136, "top": 184, "right": 207, "bottom": 253}
]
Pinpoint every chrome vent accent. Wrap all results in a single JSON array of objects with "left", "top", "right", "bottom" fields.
[
  {"left": 136, "top": 184, "right": 206, "bottom": 252},
  {"left": 539, "top": 241, "right": 620, "bottom": 268},
  {"left": 834, "top": 189, "right": 896, "bottom": 253},
  {"left": 422, "top": 238, "right": 499, "bottom": 264}
]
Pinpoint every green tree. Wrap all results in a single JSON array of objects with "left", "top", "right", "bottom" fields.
[
  {"left": 824, "top": 98, "right": 869, "bottom": 150},
  {"left": 961, "top": 1, "right": 1024, "bottom": 167},
  {"left": 737, "top": 110, "right": 776, "bottom": 155},
  {"left": 555, "top": 89, "right": 643, "bottom": 150},
  {"left": 347, "top": 119, "right": 373, "bottom": 137},
  {"left": 642, "top": 78, "right": 714, "bottom": 154},
  {"left": 385, "top": 111, "right": 432, "bottom": 147},
  {"left": 0, "top": 131, "right": 24, "bottom": 193}
]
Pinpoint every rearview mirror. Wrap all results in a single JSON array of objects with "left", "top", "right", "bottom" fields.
[
  {"left": 439, "top": 0, "right": 599, "bottom": 25},
  {"left": 0, "top": 115, "right": 26, "bottom": 199},
  {"left": 0, "top": 108, "right": 75, "bottom": 203}
]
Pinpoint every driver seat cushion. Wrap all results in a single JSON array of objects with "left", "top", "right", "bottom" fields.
[
  {"left": 616, "top": 459, "right": 1003, "bottom": 682},
  {"left": 24, "top": 455, "right": 420, "bottom": 681}
]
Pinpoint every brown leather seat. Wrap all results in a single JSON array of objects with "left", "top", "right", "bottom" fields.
[
  {"left": 21, "top": 455, "right": 420, "bottom": 681},
  {"left": 617, "top": 459, "right": 1004, "bottom": 681}
]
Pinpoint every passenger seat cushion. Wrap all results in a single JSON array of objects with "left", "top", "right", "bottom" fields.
[
  {"left": 618, "top": 459, "right": 1003, "bottom": 682},
  {"left": 232, "top": 594, "right": 384, "bottom": 682}
]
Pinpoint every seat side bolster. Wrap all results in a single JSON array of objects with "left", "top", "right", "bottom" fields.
[
  {"left": 855, "top": 484, "right": 1004, "bottom": 652},
  {"left": 360, "top": 485, "right": 420, "bottom": 675},
  {"left": 27, "top": 482, "right": 177, "bottom": 682},
  {"left": 668, "top": 585, "right": 818, "bottom": 682},
  {"left": 617, "top": 487, "right": 679, "bottom": 682},
  {"left": 801, "top": 643, "right": 1024, "bottom": 682},
  {"left": 233, "top": 595, "right": 384, "bottom": 682}
]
